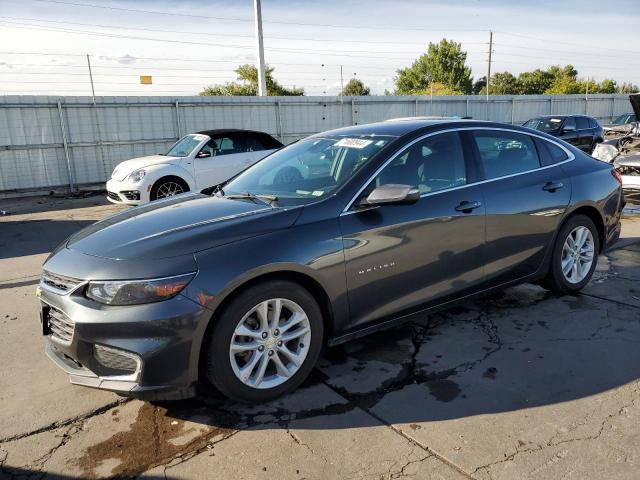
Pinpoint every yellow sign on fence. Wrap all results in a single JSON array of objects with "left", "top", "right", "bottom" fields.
[{"left": 139, "top": 76, "right": 153, "bottom": 85}]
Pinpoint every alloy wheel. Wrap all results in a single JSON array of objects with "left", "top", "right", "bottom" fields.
[
  {"left": 156, "top": 181, "right": 185, "bottom": 198},
  {"left": 229, "top": 298, "right": 311, "bottom": 389},
  {"left": 561, "top": 226, "right": 595, "bottom": 284}
]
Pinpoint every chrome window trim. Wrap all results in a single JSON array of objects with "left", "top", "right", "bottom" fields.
[{"left": 341, "top": 126, "right": 575, "bottom": 214}]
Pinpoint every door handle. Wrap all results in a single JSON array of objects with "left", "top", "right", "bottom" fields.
[
  {"left": 455, "top": 200, "right": 482, "bottom": 213},
  {"left": 543, "top": 181, "right": 564, "bottom": 192}
]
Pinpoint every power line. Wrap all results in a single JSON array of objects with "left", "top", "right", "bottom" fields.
[
  {"left": 0, "top": 15, "right": 488, "bottom": 47},
  {"left": 0, "top": 21, "right": 448, "bottom": 58},
  {"left": 494, "top": 31, "right": 636, "bottom": 55},
  {"left": 27, "top": 0, "right": 489, "bottom": 33}
]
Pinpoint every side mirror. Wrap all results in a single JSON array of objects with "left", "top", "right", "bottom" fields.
[
  {"left": 197, "top": 151, "right": 212, "bottom": 158},
  {"left": 359, "top": 184, "right": 420, "bottom": 207},
  {"left": 562, "top": 124, "right": 576, "bottom": 133}
]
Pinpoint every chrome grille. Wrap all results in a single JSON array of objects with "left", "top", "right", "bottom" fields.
[
  {"left": 47, "top": 305, "right": 75, "bottom": 344},
  {"left": 41, "top": 270, "right": 83, "bottom": 293}
]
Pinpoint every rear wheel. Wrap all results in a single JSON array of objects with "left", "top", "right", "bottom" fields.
[
  {"left": 542, "top": 214, "right": 599, "bottom": 294},
  {"left": 150, "top": 177, "right": 189, "bottom": 201},
  {"left": 204, "top": 280, "right": 324, "bottom": 403}
]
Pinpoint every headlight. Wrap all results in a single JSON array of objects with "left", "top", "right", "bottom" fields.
[
  {"left": 127, "top": 169, "right": 146, "bottom": 183},
  {"left": 85, "top": 273, "right": 196, "bottom": 305}
]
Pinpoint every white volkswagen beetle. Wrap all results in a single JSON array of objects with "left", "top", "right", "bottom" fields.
[{"left": 106, "top": 129, "right": 283, "bottom": 205}]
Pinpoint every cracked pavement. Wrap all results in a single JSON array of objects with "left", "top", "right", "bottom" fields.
[{"left": 1, "top": 195, "right": 639, "bottom": 479}]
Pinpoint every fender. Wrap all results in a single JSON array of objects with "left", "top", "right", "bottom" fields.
[{"left": 142, "top": 162, "right": 197, "bottom": 192}]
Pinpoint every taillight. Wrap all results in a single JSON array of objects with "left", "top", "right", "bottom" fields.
[{"left": 612, "top": 168, "right": 623, "bottom": 185}]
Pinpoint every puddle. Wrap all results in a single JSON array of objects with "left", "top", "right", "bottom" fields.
[{"left": 77, "top": 402, "right": 231, "bottom": 478}]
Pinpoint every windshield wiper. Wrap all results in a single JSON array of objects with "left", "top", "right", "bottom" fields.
[{"left": 224, "top": 191, "right": 278, "bottom": 206}]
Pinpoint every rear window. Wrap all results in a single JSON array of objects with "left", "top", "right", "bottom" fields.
[
  {"left": 535, "top": 138, "right": 569, "bottom": 166},
  {"left": 473, "top": 130, "right": 541, "bottom": 179},
  {"left": 576, "top": 117, "right": 590, "bottom": 130},
  {"left": 588, "top": 118, "right": 599, "bottom": 129}
]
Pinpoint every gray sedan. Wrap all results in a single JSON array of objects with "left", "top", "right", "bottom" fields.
[{"left": 38, "top": 119, "right": 625, "bottom": 403}]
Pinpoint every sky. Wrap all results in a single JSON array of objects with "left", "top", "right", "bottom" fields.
[{"left": 0, "top": 0, "right": 638, "bottom": 96}]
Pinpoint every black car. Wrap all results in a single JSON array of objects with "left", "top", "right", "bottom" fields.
[
  {"left": 523, "top": 115, "right": 604, "bottom": 152},
  {"left": 38, "top": 119, "right": 625, "bottom": 403}
]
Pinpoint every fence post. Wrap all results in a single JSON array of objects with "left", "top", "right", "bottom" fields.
[
  {"left": 466, "top": 98, "right": 469, "bottom": 118},
  {"left": 511, "top": 98, "right": 516, "bottom": 124},
  {"left": 57, "top": 101, "right": 75, "bottom": 192},
  {"left": 415, "top": 98, "right": 419, "bottom": 116},
  {"left": 276, "top": 100, "right": 284, "bottom": 142},
  {"left": 174, "top": 101, "right": 181, "bottom": 138},
  {"left": 351, "top": 98, "right": 356, "bottom": 125},
  {"left": 610, "top": 96, "right": 615, "bottom": 122},
  {"left": 549, "top": 97, "right": 553, "bottom": 115}
]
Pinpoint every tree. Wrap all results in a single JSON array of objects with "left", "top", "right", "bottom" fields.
[
  {"left": 340, "top": 78, "right": 370, "bottom": 96},
  {"left": 618, "top": 82, "right": 639, "bottom": 94},
  {"left": 516, "top": 69, "right": 553, "bottom": 94},
  {"left": 394, "top": 39, "right": 472, "bottom": 95},
  {"left": 200, "top": 64, "right": 304, "bottom": 96},
  {"left": 472, "top": 76, "right": 486, "bottom": 95},
  {"left": 484, "top": 72, "right": 519, "bottom": 95}
]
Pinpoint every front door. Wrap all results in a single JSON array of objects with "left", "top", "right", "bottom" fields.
[
  {"left": 194, "top": 135, "right": 252, "bottom": 189},
  {"left": 340, "top": 131, "right": 486, "bottom": 329}
]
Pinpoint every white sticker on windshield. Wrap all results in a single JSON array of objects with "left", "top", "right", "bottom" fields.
[
  {"left": 335, "top": 138, "right": 374, "bottom": 149},
  {"left": 192, "top": 134, "right": 208, "bottom": 141}
]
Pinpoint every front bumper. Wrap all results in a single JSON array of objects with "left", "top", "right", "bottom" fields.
[
  {"left": 621, "top": 184, "right": 640, "bottom": 204},
  {"left": 39, "top": 277, "right": 210, "bottom": 400},
  {"left": 106, "top": 178, "right": 150, "bottom": 206}
]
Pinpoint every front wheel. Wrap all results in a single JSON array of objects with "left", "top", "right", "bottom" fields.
[
  {"left": 150, "top": 177, "right": 189, "bottom": 201},
  {"left": 542, "top": 214, "right": 599, "bottom": 294},
  {"left": 204, "top": 280, "right": 324, "bottom": 403}
]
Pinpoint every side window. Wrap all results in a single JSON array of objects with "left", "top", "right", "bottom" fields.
[
  {"left": 576, "top": 117, "right": 590, "bottom": 130},
  {"left": 563, "top": 117, "right": 576, "bottom": 131},
  {"left": 236, "top": 134, "right": 266, "bottom": 152},
  {"left": 371, "top": 132, "right": 467, "bottom": 195},
  {"left": 473, "top": 130, "right": 541, "bottom": 179},
  {"left": 589, "top": 117, "right": 599, "bottom": 129},
  {"left": 535, "top": 138, "right": 569, "bottom": 166}
]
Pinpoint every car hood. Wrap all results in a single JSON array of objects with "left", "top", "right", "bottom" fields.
[
  {"left": 65, "top": 193, "right": 301, "bottom": 260},
  {"left": 614, "top": 154, "right": 640, "bottom": 167},
  {"left": 111, "top": 155, "right": 182, "bottom": 181}
]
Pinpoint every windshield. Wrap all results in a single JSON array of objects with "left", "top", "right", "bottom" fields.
[
  {"left": 166, "top": 134, "right": 206, "bottom": 157},
  {"left": 523, "top": 118, "right": 563, "bottom": 133},
  {"left": 612, "top": 114, "right": 634, "bottom": 125},
  {"left": 223, "top": 135, "right": 394, "bottom": 206}
]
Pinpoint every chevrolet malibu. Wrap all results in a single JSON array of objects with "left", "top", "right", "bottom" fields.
[{"left": 39, "top": 119, "right": 624, "bottom": 403}]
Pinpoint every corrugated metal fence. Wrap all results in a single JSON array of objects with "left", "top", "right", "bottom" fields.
[{"left": 0, "top": 94, "right": 633, "bottom": 195}]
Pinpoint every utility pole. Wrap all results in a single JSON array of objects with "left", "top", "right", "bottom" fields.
[
  {"left": 253, "top": 0, "right": 267, "bottom": 96},
  {"left": 86, "top": 54, "right": 96, "bottom": 103},
  {"left": 486, "top": 31, "right": 493, "bottom": 102}
]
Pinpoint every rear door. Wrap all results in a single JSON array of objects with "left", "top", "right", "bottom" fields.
[
  {"left": 472, "top": 129, "right": 572, "bottom": 285},
  {"left": 575, "top": 116, "right": 592, "bottom": 151},
  {"left": 560, "top": 117, "right": 579, "bottom": 147},
  {"left": 340, "top": 131, "right": 487, "bottom": 329}
]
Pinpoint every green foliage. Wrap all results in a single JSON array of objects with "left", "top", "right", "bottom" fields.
[
  {"left": 394, "top": 39, "right": 472, "bottom": 95},
  {"left": 516, "top": 69, "right": 553, "bottom": 94},
  {"left": 617, "top": 82, "right": 639, "bottom": 94},
  {"left": 200, "top": 64, "right": 304, "bottom": 96},
  {"left": 340, "top": 78, "right": 370, "bottom": 96}
]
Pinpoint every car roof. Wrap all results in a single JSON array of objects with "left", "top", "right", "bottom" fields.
[
  {"left": 196, "top": 129, "right": 273, "bottom": 138},
  {"left": 529, "top": 115, "right": 594, "bottom": 120},
  {"left": 308, "top": 119, "right": 543, "bottom": 140}
]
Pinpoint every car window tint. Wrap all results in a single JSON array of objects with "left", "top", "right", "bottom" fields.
[
  {"left": 563, "top": 117, "right": 576, "bottom": 130},
  {"left": 535, "top": 138, "right": 569, "bottom": 166},
  {"left": 576, "top": 117, "right": 590, "bottom": 130},
  {"left": 203, "top": 136, "right": 237, "bottom": 156},
  {"left": 589, "top": 118, "right": 599, "bottom": 128},
  {"left": 473, "top": 131, "right": 541, "bottom": 179},
  {"left": 233, "top": 134, "right": 265, "bottom": 152},
  {"left": 373, "top": 132, "right": 467, "bottom": 194}
]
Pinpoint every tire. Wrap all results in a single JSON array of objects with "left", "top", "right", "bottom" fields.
[
  {"left": 542, "top": 214, "right": 599, "bottom": 294},
  {"left": 149, "top": 177, "right": 189, "bottom": 201},
  {"left": 204, "top": 280, "right": 324, "bottom": 403}
]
